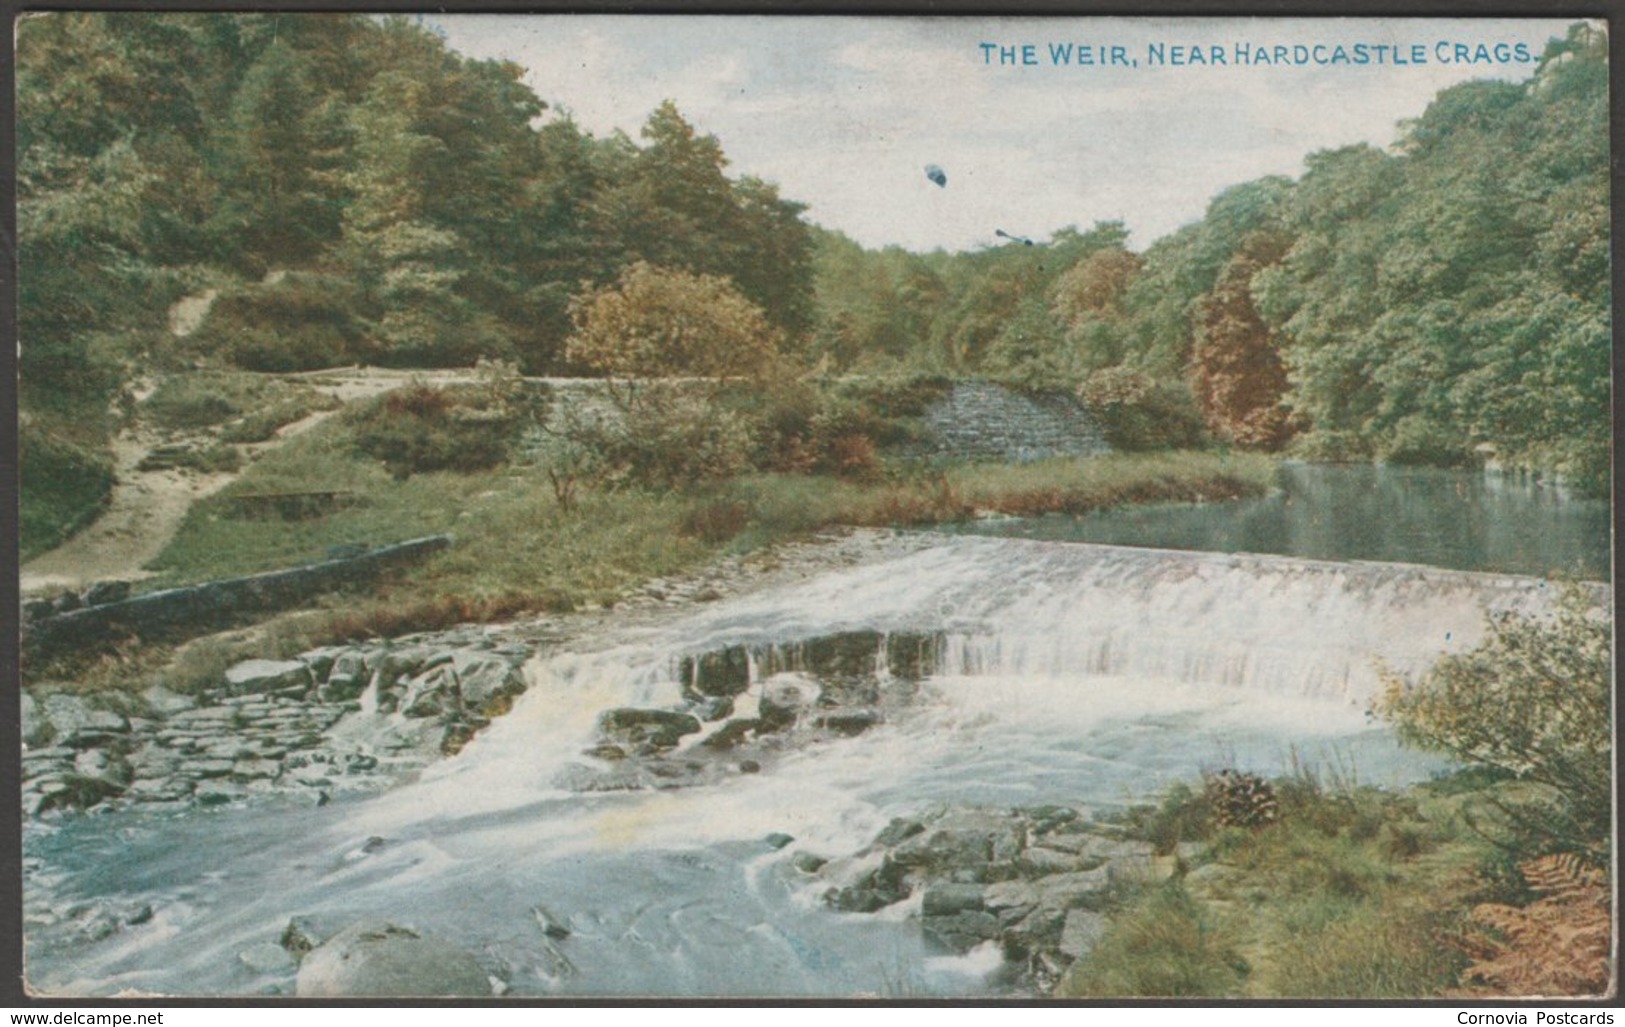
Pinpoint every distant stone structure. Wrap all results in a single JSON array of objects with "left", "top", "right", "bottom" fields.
[{"left": 912, "top": 381, "right": 1111, "bottom": 462}]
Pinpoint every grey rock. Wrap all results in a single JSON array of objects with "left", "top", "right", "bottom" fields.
[
  {"left": 399, "top": 666, "right": 456, "bottom": 719},
  {"left": 1021, "top": 846, "right": 1085, "bottom": 874},
  {"left": 758, "top": 673, "right": 822, "bottom": 729},
  {"left": 73, "top": 748, "right": 131, "bottom": 786},
  {"left": 764, "top": 832, "right": 795, "bottom": 850},
  {"left": 598, "top": 708, "right": 701, "bottom": 750},
  {"left": 20, "top": 692, "right": 51, "bottom": 747},
  {"left": 195, "top": 780, "right": 249, "bottom": 806},
  {"left": 452, "top": 651, "right": 527, "bottom": 715},
  {"left": 983, "top": 866, "right": 1112, "bottom": 912},
  {"left": 126, "top": 778, "right": 194, "bottom": 802},
  {"left": 43, "top": 694, "right": 128, "bottom": 743},
  {"left": 874, "top": 817, "right": 927, "bottom": 848},
  {"left": 297, "top": 647, "right": 350, "bottom": 681},
  {"left": 681, "top": 646, "right": 752, "bottom": 698},
  {"left": 921, "top": 883, "right": 985, "bottom": 917},
  {"left": 295, "top": 921, "right": 491, "bottom": 998},
  {"left": 532, "top": 906, "right": 570, "bottom": 940},
  {"left": 921, "top": 910, "right": 1001, "bottom": 953},
  {"left": 1000, "top": 906, "right": 1065, "bottom": 958},
  {"left": 240, "top": 941, "right": 297, "bottom": 975},
  {"left": 792, "top": 852, "right": 828, "bottom": 874},
  {"left": 1057, "top": 909, "right": 1109, "bottom": 960},
  {"left": 142, "top": 686, "right": 198, "bottom": 716},
  {"left": 815, "top": 709, "right": 881, "bottom": 736},
  {"left": 281, "top": 916, "right": 324, "bottom": 956},
  {"left": 224, "top": 659, "right": 312, "bottom": 697}
]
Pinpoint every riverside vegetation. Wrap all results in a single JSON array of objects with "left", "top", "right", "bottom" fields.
[{"left": 16, "top": 12, "right": 1612, "bottom": 1000}]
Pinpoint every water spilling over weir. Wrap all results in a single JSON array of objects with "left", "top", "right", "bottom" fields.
[{"left": 23, "top": 536, "right": 1590, "bottom": 997}]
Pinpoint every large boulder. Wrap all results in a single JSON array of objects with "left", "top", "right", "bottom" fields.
[
  {"left": 398, "top": 665, "right": 457, "bottom": 719},
  {"left": 758, "top": 673, "right": 822, "bottom": 730},
  {"left": 598, "top": 708, "right": 702, "bottom": 750},
  {"left": 294, "top": 921, "right": 491, "bottom": 997},
  {"left": 319, "top": 651, "right": 369, "bottom": 703},
  {"left": 452, "top": 651, "right": 527, "bottom": 716},
  {"left": 42, "top": 694, "right": 128, "bottom": 747},
  {"left": 680, "top": 646, "right": 752, "bottom": 698}
]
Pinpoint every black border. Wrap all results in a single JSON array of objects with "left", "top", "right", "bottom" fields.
[{"left": 2, "top": 0, "right": 1621, "bottom": 1010}]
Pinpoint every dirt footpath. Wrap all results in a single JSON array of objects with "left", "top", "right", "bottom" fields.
[{"left": 19, "top": 368, "right": 487, "bottom": 598}]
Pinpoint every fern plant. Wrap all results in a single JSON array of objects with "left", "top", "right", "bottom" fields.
[{"left": 1455, "top": 853, "right": 1612, "bottom": 997}]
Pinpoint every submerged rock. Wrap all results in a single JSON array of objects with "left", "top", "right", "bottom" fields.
[
  {"left": 295, "top": 921, "right": 490, "bottom": 998},
  {"left": 598, "top": 708, "right": 701, "bottom": 750}
]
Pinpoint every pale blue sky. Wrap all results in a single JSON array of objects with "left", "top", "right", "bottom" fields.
[{"left": 431, "top": 16, "right": 1582, "bottom": 253}]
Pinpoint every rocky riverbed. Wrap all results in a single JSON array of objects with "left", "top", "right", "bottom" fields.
[{"left": 24, "top": 528, "right": 1189, "bottom": 996}]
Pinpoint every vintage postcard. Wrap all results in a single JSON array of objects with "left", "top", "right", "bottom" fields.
[{"left": 14, "top": 13, "right": 1612, "bottom": 1001}]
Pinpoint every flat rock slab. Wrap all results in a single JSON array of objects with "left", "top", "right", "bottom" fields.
[{"left": 225, "top": 660, "right": 311, "bottom": 696}]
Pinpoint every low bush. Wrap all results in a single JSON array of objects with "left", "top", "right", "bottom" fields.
[
  {"left": 1380, "top": 586, "right": 1611, "bottom": 861},
  {"left": 681, "top": 499, "right": 753, "bottom": 543},
  {"left": 217, "top": 392, "right": 340, "bottom": 443},
  {"left": 193, "top": 272, "right": 366, "bottom": 372},
  {"left": 348, "top": 383, "right": 518, "bottom": 479},
  {"left": 141, "top": 371, "right": 336, "bottom": 438},
  {"left": 1078, "top": 367, "right": 1207, "bottom": 451}
]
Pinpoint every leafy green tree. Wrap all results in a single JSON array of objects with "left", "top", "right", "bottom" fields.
[
  {"left": 1050, "top": 246, "right": 1144, "bottom": 374},
  {"left": 207, "top": 41, "right": 349, "bottom": 271},
  {"left": 565, "top": 262, "right": 782, "bottom": 388}
]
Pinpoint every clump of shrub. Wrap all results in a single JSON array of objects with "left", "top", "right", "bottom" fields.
[
  {"left": 192, "top": 272, "right": 367, "bottom": 372},
  {"left": 1078, "top": 367, "right": 1206, "bottom": 451},
  {"left": 140, "top": 371, "right": 337, "bottom": 439},
  {"left": 1205, "top": 769, "right": 1280, "bottom": 829},
  {"left": 681, "top": 499, "right": 753, "bottom": 543},
  {"left": 347, "top": 382, "right": 519, "bottom": 479},
  {"left": 1124, "top": 780, "right": 1213, "bottom": 855},
  {"left": 562, "top": 390, "right": 755, "bottom": 491},
  {"left": 1380, "top": 585, "right": 1611, "bottom": 862},
  {"left": 217, "top": 392, "right": 341, "bottom": 443}
]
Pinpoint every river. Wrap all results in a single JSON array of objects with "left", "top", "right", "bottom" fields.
[
  {"left": 20, "top": 464, "right": 1610, "bottom": 998},
  {"left": 951, "top": 463, "right": 1610, "bottom": 580}
]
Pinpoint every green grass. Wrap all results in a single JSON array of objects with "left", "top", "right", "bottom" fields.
[
  {"left": 20, "top": 416, "right": 116, "bottom": 561},
  {"left": 1059, "top": 884, "right": 1249, "bottom": 997},
  {"left": 139, "top": 370, "right": 332, "bottom": 433},
  {"left": 87, "top": 408, "right": 1277, "bottom": 683},
  {"left": 1058, "top": 770, "right": 1493, "bottom": 999}
]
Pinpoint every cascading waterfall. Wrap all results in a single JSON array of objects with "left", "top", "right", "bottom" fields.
[{"left": 22, "top": 535, "right": 1585, "bottom": 998}]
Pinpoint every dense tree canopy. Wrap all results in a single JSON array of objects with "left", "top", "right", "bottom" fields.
[{"left": 16, "top": 13, "right": 1611, "bottom": 559}]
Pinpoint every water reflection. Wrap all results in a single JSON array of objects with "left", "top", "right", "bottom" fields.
[{"left": 952, "top": 463, "right": 1611, "bottom": 580}]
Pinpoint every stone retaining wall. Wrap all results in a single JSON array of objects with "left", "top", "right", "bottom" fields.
[
  {"left": 22, "top": 535, "right": 453, "bottom": 657},
  {"left": 913, "top": 381, "right": 1110, "bottom": 462}
]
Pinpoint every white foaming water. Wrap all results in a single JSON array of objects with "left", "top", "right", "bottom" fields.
[{"left": 23, "top": 537, "right": 1577, "bottom": 998}]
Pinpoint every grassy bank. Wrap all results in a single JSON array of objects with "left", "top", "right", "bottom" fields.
[
  {"left": 147, "top": 434, "right": 1272, "bottom": 607},
  {"left": 1058, "top": 770, "right": 1561, "bottom": 999},
  {"left": 15, "top": 402, "right": 1269, "bottom": 689}
]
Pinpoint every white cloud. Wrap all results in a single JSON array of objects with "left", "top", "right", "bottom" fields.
[{"left": 431, "top": 14, "right": 1578, "bottom": 252}]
